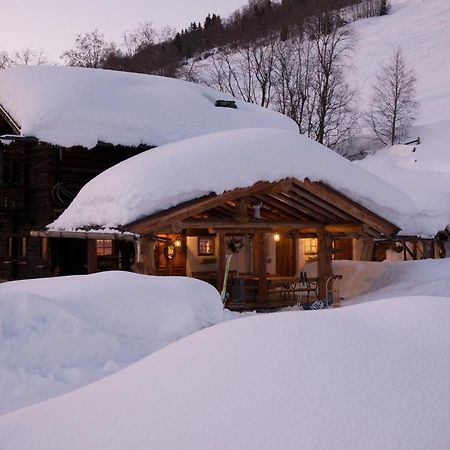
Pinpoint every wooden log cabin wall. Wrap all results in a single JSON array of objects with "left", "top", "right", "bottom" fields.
[{"left": 0, "top": 124, "right": 147, "bottom": 281}]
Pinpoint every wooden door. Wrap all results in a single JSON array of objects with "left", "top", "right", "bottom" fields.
[
  {"left": 333, "top": 238, "right": 353, "bottom": 260},
  {"left": 275, "top": 235, "right": 296, "bottom": 276},
  {"left": 155, "top": 234, "right": 186, "bottom": 276}
]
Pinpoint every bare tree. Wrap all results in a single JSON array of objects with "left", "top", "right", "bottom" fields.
[
  {"left": 156, "top": 26, "right": 177, "bottom": 44},
  {"left": 0, "top": 48, "right": 49, "bottom": 69},
  {"left": 123, "top": 22, "right": 156, "bottom": 56},
  {"left": 11, "top": 48, "right": 48, "bottom": 66},
  {"left": 204, "top": 39, "right": 275, "bottom": 107},
  {"left": 0, "top": 51, "right": 11, "bottom": 69},
  {"left": 306, "top": 13, "right": 358, "bottom": 150},
  {"left": 61, "top": 30, "right": 116, "bottom": 68},
  {"left": 366, "top": 49, "right": 418, "bottom": 145},
  {"left": 272, "top": 35, "right": 315, "bottom": 133}
]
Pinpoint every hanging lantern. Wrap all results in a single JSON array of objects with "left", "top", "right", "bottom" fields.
[{"left": 274, "top": 233, "right": 281, "bottom": 242}]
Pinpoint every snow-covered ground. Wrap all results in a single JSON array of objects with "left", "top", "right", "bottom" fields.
[
  {"left": 1, "top": 258, "right": 450, "bottom": 419},
  {"left": 1, "top": 294, "right": 450, "bottom": 450},
  {"left": 0, "top": 272, "right": 223, "bottom": 415},
  {"left": 335, "top": 258, "right": 450, "bottom": 305}
]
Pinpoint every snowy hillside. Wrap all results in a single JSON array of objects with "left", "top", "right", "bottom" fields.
[
  {"left": 1, "top": 295, "right": 450, "bottom": 450},
  {"left": 0, "top": 272, "right": 223, "bottom": 415},
  {"left": 349, "top": 0, "right": 450, "bottom": 234}
]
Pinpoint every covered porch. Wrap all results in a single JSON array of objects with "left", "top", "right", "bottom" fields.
[{"left": 128, "top": 177, "right": 398, "bottom": 309}]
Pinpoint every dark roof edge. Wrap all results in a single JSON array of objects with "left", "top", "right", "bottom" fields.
[{"left": 0, "top": 104, "right": 21, "bottom": 134}]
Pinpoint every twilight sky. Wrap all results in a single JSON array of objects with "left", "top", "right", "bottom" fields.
[{"left": 0, "top": 0, "right": 248, "bottom": 61}]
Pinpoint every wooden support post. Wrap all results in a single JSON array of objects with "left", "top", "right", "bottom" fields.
[
  {"left": 359, "top": 238, "right": 374, "bottom": 261},
  {"left": 87, "top": 240, "right": 97, "bottom": 274},
  {"left": 422, "top": 240, "right": 431, "bottom": 259},
  {"left": 317, "top": 230, "right": 333, "bottom": 300},
  {"left": 217, "top": 232, "right": 226, "bottom": 292},
  {"left": 140, "top": 234, "right": 156, "bottom": 275},
  {"left": 253, "top": 232, "right": 267, "bottom": 305}
]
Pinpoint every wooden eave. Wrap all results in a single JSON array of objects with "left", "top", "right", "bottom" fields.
[
  {"left": 0, "top": 103, "right": 21, "bottom": 135},
  {"left": 126, "top": 178, "right": 400, "bottom": 238}
]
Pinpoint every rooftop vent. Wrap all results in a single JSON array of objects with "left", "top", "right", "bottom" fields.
[{"left": 215, "top": 100, "right": 237, "bottom": 109}]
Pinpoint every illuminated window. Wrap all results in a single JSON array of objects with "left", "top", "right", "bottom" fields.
[
  {"left": 198, "top": 237, "right": 215, "bottom": 256},
  {"left": 96, "top": 239, "right": 113, "bottom": 256},
  {"left": 304, "top": 238, "right": 318, "bottom": 255}
]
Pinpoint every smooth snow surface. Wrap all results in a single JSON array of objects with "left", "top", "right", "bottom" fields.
[
  {"left": 1, "top": 296, "right": 450, "bottom": 450},
  {"left": 329, "top": 258, "right": 450, "bottom": 305},
  {"left": 0, "top": 65, "right": 296, "bottom": 148},
  {"left": 49, "top": 127, "right": 424, "bottom": 233},
  {"left": 349, "top": 0, "right": 450, "bottom": 235},
  {"left": 0, "top": 271, "right": 223, "bottom": 415}
]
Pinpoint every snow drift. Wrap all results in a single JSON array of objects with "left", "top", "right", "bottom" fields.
[
  {"left": 1, "top": 296, "right": 450, "bottom": 450},
  {"left": 0, "top": 271, "right": 223, "bottom": 415},
  {"left": 0, "top": 65, "right": 296, "bottom": 149},
  {"left": 323, "top": 258, "right": 450, "bottom": 304}
]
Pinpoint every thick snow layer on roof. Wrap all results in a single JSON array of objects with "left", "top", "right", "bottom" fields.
[
  {"left": 49, "top": 127, "right": 430, "bottom": 235},
  {"left": 1, "top": 295, "right": 450, "bottom": 449},
  {"left": 0, "top": 65, "right": 296, "bottom": 149},
  {"left": 0, "top": 271, "right": 223, "bottom": 415}
]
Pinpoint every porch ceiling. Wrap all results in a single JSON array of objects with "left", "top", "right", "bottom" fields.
[{"left": 126, "top": 178, "right": 399, "bottom": 238}]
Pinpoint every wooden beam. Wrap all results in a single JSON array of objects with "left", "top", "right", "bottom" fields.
[
  {"left": 253, "top": 232, "right": 267, "bottom": 305},
  {"left": 235, "top": 198, "right": 250, "bottom": 222},
  {"left": 179, "top": 219, "right": 365, "bottom": 235},
  {"left": 217, "top": 232, "right": 226, "bottom": 292},
  {"left": 269, "top": 192, "right": 330, "bottom": 222},
  {"left": 127, "top": 180, "right": 285, "bottom": 235},
  {"left": 290, "top": 183, "right": 351, "bottom": 222},
  {"left": 179, "top": 219, "right": 323, "bottom": 230},
  {"left": 299, "top": 181, "right": 399, "bottom": 236},
  {"left": 359, "top": 238, "right": 374, "bottom": 261},
  {"left": 253, "top": 193, "right": 310, "bottom": 221},
  {"left": 317, "top": 230, "right": 333, "bottom": 300},
  {"left": 87, "top": 240, "right": 97, "bottom": 274},
  {"left": 140, "top": 234, "right": 156, "bottom": 275}
]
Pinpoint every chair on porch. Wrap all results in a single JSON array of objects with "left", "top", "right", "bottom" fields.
[{"left": 296, "top": 271, "right": 318, "bottom": 306}]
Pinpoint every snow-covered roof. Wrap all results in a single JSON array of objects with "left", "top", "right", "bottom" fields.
[
  {"left": 0, "top": 66, "right": 296, "bottom": 149},
  {"left": 48, "top": 127, "right": 434, "bottom": 235}
]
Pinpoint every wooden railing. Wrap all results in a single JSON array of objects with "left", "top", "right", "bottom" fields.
[{"left": 0, "top": 185, "right": 25, "bottom": 211}]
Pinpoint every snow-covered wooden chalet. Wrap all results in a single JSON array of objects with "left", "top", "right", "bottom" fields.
[{"left": 42, "top": 127, "right": 422, "bottom": 309}]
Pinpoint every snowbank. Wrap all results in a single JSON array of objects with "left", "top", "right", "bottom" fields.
[
  {"left": 49, "top": 127, "right": 423, "bottom": 234},
  {"left": 0, "top": 271, "right": 223, "bottom": 415},
  {"left": 1, "top": 296, "right": 450, "bottom": 449},
  {"left": 0, "top": 65, "right": 296, "bottom": 149},
  {"left": 333, "top": 258, "right": 450, "bottom": 305}
]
